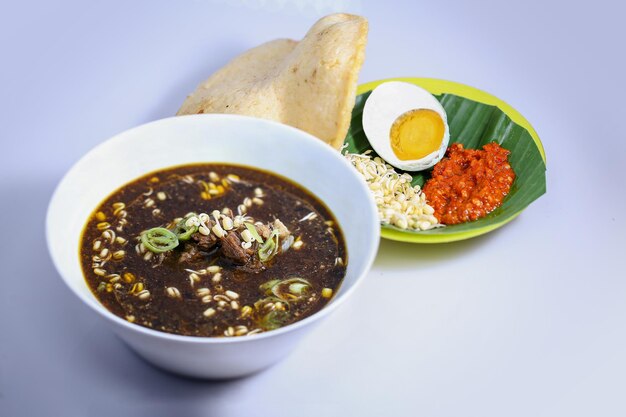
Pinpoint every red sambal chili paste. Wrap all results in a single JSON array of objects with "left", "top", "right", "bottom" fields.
[{"left": 422, "top": 142, "right": 515, "bottom": 225}]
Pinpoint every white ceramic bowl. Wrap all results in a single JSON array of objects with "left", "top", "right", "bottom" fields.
[{"left": 47, "top": 115, "right": 379, "bottom": 379}]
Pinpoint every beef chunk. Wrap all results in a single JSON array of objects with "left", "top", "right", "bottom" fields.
[
  {"left": 255, "top": 223, "right": 271, "bottom": 240},
  {"left": 192, "top": 232, "right": 218, "bottom": 252},
  {"left": 221, "top": 232, "right": 249, "bottom": 265},
  {"left": 273, "top": 219, "right": 290, "bottom": 238},
  {"left": 179, "top": 244, "right": 205, "bottom": 264},
  {"left": 236, "top": 257, "right": 265, "bottom": 274}
]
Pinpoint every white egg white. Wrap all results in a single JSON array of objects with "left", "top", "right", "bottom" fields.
[{"left": 362, "top": 81, "right": 450, "bottom": 171}]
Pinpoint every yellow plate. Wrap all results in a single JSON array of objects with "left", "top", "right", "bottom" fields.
[{"left": 356, "top": 77, "right": 546, "bottom": 244}]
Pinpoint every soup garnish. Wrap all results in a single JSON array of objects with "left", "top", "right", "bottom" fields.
[{"left": 80, "top": 164, "right": 347, "bottom": 337}]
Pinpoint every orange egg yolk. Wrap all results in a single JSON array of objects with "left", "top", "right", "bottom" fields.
[{"left": 390, "top": 109, "right": 445, "bottom": 160}]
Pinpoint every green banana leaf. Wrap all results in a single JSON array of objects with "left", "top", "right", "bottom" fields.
[{"left": 344, "top": 85, "right": 547, "bottom": 240}]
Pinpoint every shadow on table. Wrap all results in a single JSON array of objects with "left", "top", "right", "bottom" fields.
[
  {"left": 374, "top": 222, "right": 514, "bottom": 271},
  {"left": 77, "top": 332, "right": 271, "bottom": 416}
]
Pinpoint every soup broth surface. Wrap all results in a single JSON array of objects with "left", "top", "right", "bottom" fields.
[{"left": 80, "top": 164, "right": 346, "bottom": 337}]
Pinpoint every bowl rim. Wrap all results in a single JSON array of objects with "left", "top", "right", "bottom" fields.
[{"left": 46, "top": 114, "right": 380, "bottom": 344}]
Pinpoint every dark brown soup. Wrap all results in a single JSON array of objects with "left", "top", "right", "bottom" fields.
[{"left": 80, "top": 164, "right": 347, "bottom": 337}]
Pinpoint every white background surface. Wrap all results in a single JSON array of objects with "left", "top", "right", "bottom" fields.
[{"left": 1, "top": 0, "right": 625, "bottom": 416}]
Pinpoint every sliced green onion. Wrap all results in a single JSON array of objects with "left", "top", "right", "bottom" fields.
[
  {"left": 258, "top": 229, "right": 279, "bottom": 262},
  {"left": 244, "top": 222, "right": 264, "bottom": 243},
  {"left": 253, "top": 296, "right": 285, "bottom": 311},
  {"left": 171, "top": 213, "right": 198, "bottom": 241},
  {"left": 141, "top": 227, "right": 179, "bottom": 253},
  {"left": 259, "top": 309, "right": 290, "bottom": 331},
  {"left": 259, "top": 279, "right": 281, "bottom": 296},
  {"left": 259, "top": 277, "right": 313, "bottom": 301},
  {"left": 272, "top": 229, "right": 280, "bottom": 255},
  {"left": 288, "top": 282, "right": 309, "bottom": 295},
  {"left": 271, "top": 277, "right": 312, "bottom": 300},
  {"left": 258, "top": 238, "right": 275, "bottom": 262}
]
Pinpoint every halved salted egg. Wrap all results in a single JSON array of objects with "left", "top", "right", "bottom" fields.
[{"left": 362, "top": 81, "right": 450, "bottom": 171}]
